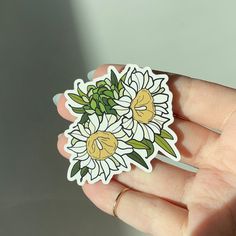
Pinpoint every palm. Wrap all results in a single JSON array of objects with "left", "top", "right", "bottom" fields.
[
  {"left": 185, "top": 114, "right": 236, "bottom": 235},
  {"left": 56, "top": 64, "right": 236, "bottom": 236}
]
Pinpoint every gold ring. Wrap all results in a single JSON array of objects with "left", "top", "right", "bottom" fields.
[{"left": 113, "top": 187, "right": 131, "bottom": 218}]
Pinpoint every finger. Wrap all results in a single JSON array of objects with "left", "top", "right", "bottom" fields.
[
  {"left": 56, "top": 94, "right": 76, "bottom": 122},
  {"left": 57, "top": 133, "right": 70, "bottom": 158},
  {"left": 115, "top": 159, "right": 194, "bottom": 206},
  {"left": 57, "top": 115, "right": 219, "bottom": 168},
  {"left": 172, "top": 117, "right": 219, "bottom": 167},
  {"left": 57, "top": 133, "right": 193, "bottom": 206},
  {"left": 82, "top": 180, "right": 187, "bottom": 236},
  {"left": 95, "top": 64, "right": 236, "bottom": 131}
]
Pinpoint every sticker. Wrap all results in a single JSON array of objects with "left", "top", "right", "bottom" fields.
[{"left": 64, "top": 64, "right": 181, "bottom": 185}]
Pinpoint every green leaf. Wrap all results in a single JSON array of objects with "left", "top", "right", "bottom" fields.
[
  {"left": 127, "top": 139, "right": 149, "bottom": 149},
  {"left": 82, "top": 96, "right": 89, "bottom": 103},
  {"left": 90, "top": 99, "right": 97, "bottom": 110},
  {"left": 87, "top": 85, "right": 96, "bottom": 91},
  {"left": 104, "top": 90, "right": 114, "bottom": 98},
  {"left": 127, "top": 151, "right": 148, "bottom": 169},
  {"left": 105, "top": 107, "right": 117, "bottom": 115},
  {"left": 98, "top": 87, "right": 107, "bottom": 95},
  {"left": 69, "top": 105, "right": 84, "bottom": 114},
  {"left": 80, "top": 166, "right": 89, "bottom": 181},
  {"left": 108, "top": 98, "right": 115, "bottom": 107},
  {"left": 95, "top": 108, "right": 102, "bottom": 115},
  {"left": 93, "top": 88, "right": 98, "bottom": 94},
  {"left": 79, "top": 113, "right": 89, "bottom": 124},
  {"left": 119, "top": 73, "right": 127, "bottom": 82},
  {"left": 155, "top": 135, "right": 176, "bottom": 157},
  {"left": 101, "top": 96, "right": 109, "bottom": 105},
  {"left": 105, "top": 78, "right": 111, "bottom": 86},
  {"left": 92, "top": 93, "right": 99, "bottom": 101},
  {"left": 71, "top": 138, "right": 78, "bottom": 146},
  {"left": 68, "top": 93, "right": 88, "bottom": 105},
  {"left": 70, "top": 161, "right": 81, "bottom": 177},
  {"left": 113, "top": 90, "right": 119, "bottom": 99},
  {"left": 77, "top": 86, "right": 86, "bottom": 97},
  {"left": 142, "top": 139, "right": 154, "bottom": 157},
  {"left": 99, "top": 102, "right": 106, "bottom": 113},
  {"left": 161, "top": 129, "right": 174, "bottom": 140},
  {"left": 110, "top": 70, "right": 118, "bottom": 86},
  {"left": 118, "top": 81, "right": 123, "bottom": 91},
  {"left": 96, "top": 81, "right": 106, "bottom": 87}
]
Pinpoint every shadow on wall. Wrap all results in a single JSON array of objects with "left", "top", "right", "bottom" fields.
[{"left": 0, "top": 1, "right": 126, "bottom": 236}]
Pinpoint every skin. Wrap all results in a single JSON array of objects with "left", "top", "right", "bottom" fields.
[{"left": 56, "top": 64, "right": 236, "bottom": 236}]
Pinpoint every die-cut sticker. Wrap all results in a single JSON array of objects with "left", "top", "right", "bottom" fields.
[{"left": 64, "top": 64, "right": 181, "bottom": 185}]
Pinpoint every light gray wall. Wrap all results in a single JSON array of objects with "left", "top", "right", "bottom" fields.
[{"left": 0, "top": 1, "right": 235, "bottom": 236}]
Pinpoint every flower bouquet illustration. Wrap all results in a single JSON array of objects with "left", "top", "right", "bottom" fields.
[{"left": 64, "top": 64, "right": 180, "bottom": 185}]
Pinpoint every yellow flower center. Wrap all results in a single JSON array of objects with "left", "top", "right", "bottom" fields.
[
  {"left": 130, "top": 89, "right": 155, "bottom": 124},
  {"left": 87, "top": 131, "right": 118, "bottom": 160}
]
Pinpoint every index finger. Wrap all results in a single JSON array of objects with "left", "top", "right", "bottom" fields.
[
  {"left": 95, "top": 64, "right": 236, "bottom": 131},
  {"left": 55, "top": 64, "right": 236, "bottom": 131}
]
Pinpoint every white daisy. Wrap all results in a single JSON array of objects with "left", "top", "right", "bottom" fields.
[
  {"left": 65, "top": 114, "right": 133, "bottom": 185},
  {"left": 114, "top": 67, "right": 170, "bottom": 142}
]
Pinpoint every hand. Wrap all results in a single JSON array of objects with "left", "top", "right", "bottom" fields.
[{"left": 56, "top": 64, "right": 236, "bottom": 236}]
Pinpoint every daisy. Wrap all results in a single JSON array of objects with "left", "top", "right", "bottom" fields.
[
  {"left": 114, "top": 67, "right": 171, "bottom": 142},
  {"left": 65, "top": 114, "right": 133, "bottom": 185}
]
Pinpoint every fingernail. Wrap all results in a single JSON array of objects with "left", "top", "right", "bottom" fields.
[
  {"left": 52, "top": 93, "right": 62, "bottom": 106},
  {"left": 87, "top": 69, "right": 96, "bottom": 81}
]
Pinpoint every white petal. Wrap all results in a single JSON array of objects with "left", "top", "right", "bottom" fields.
[
  {"left": 148, "top": 127, "right": 154, "bottom": 142},
  {"left": 72, "top": 141, "right": 86, "bottom": 148},
  {"left": 89, "top": 162, "right": 100, "bottom": 180},
  {"left": 116, "top": 147, "right": 133, "bottom": 155},
  {"left": 100, "top": 161, "right": 110, "bottom": 179},
  {"left": 153, "top": 94, "right": 168, "bottom": 104},
  {"left": 106, "top": 118, "right": 122, "bottom": 133},
  {"left": 89, "top": 114, "right": 99, "bottom": 132},
  {"left": 107, "top": 114, "right": 117, "bottom": 126},
  {"left": 149, "top": 79, "right": 162, "bottom": 93},
  {"left": 87, "top": 159, "right": 95, "bottom": 169},
  {"left": 147, "top": 122, "right": 161, "bottom": 134},
  {"left": 113, "top": 105, "right": 130, "bottom": 116},
  {"left": 133, "top": 123, "right": 144, "bottom": 141},
  {"left": 124, "top": 129, "right": 133, "bottom": 137},
  {"left": 113, "top": 153, "right": 127, "bottom": 167},
  {"left": 123, "top": 82, "right": 136, "bottom": 99},
  {"left": 130, "top": 81, "right": 138, "bottom": 91},
  {"left": 153, "top": 115, "right": 169, "bottom": 127},
  {"left": 140, "top": 124, "right": 150, "bottom": 140},
  {"left": 118, "top": 140, "right": 132, "bottom": 150},
  {"left": 140, "top": 124, "right": 154, "bottom": 142},
  {"left": 145, "top": 73, "right": 154, "bottom": 90},
  {"left": 156, "top": 105, "right": 168, "bottom": 114},
  {"left": 70, "top": 130, "right": 87, "bottom": 141},
  {"left": 106, "top": 158, "right": 117, "bottom": 170},
  {"left": 78, "top": 124, "right": 90, "bottom": 137},
  {"left": 80, "top": 157, "right": 92, "bottom": 168},
  {"left": 131, "top": 71, "right": 143, "bottom": 90},
  {"left": 113, "top": 129, "right": 126, "bottom": 139},
  {"left": 99, "top": 114, "right": 108, "bottom": 131},
  {"left": 123, "top": 118, "right": 134, "bottom": 130},
  {"left": 126, "top": 109, "right": 133, "bottom": 119},
  {"left": 142, "top": 71, "right": 150, "bottom": 88},
  {"left": 115, "top": 96, "right": 131, "bottom": 107},
  {"left": 79, "top": 152, "right": 89, "bottom": 160},
  {"left": 69, "top": 144, "right": 86, "bottom": 153}
]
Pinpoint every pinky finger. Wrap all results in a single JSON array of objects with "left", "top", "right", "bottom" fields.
[{"left": 82, "top": 180, "right": 187, "bottom": 236}]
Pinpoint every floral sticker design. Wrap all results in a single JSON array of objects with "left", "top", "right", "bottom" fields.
[{"left": 64, "top": 64, "right": 180, "bottom": 185}]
